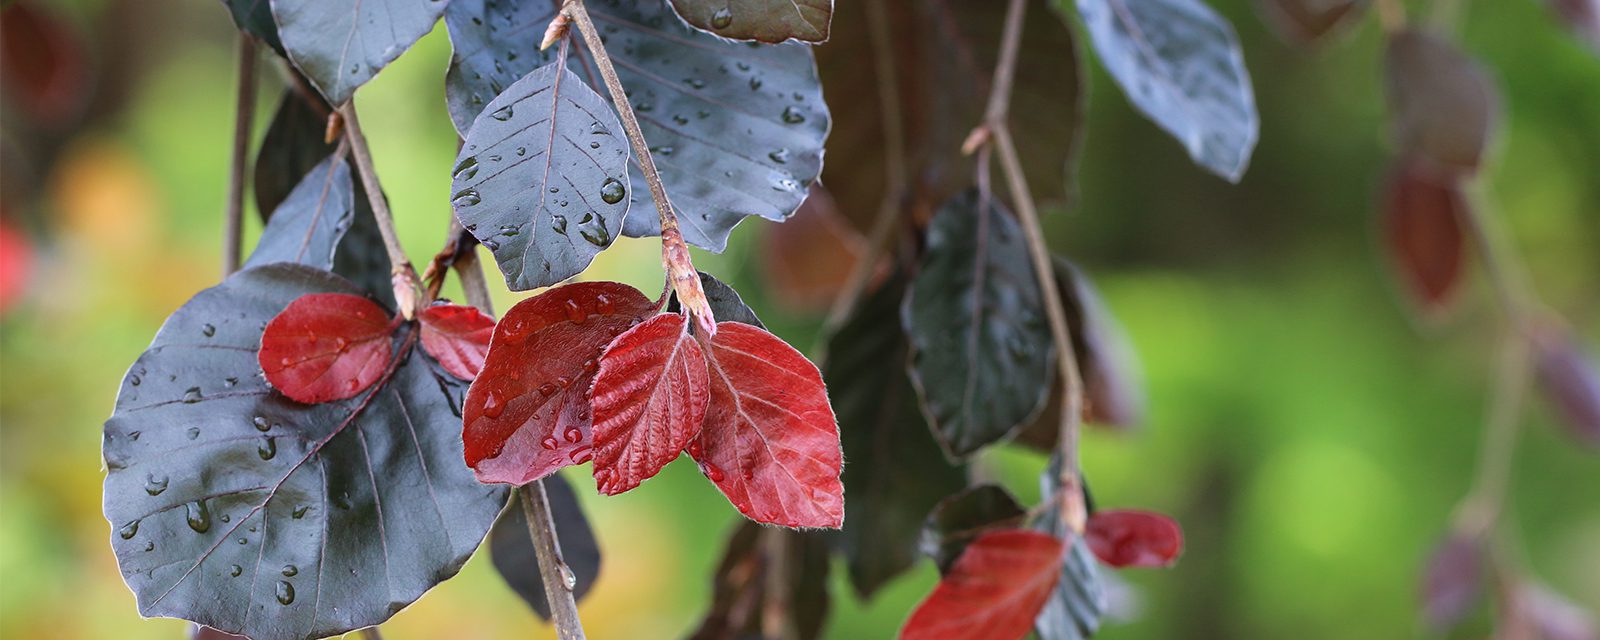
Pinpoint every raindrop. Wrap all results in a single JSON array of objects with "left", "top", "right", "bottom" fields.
[
  {"left": 589, "top": 141, "right": 601, "bottom": 149},
  {"left": 702, "top": 462, "right": 725, "bottom": 482},
  {"left": 201, "top": 324, "right": 216, "bottom": 337},
  {"left": 749, "top": 77, "right": 763, "bottom": 91},
  {"left": 292, "top": 505, "right": 311, "bottom": 519},
  {"left": 182, "top": 387, "right": 204, "bottom": 403},
  {"left": 187, "top": 427, "right": 201, "bottom": 440},
  {"left": 185, "top": 500, "right": 212, "bottom": 533},
  {"left": 711, "top": 7, "right": 733, "bottom": 29},
  {"left": 569, "top": 445, "right": 593, "bottom": 464},
  {"left": 334, "top": 492, "right": 353, "bottom": 510},
  {"left": 452, "top": 189, "right": 482, "bottom": 207},
  {"left": 516, "top": 146, "right": 527, "bottom": 157},
  {"left": 482, "top": 390, "right": 506, "bottom": 419},
  {"left": 281, "top": 564, "right": 298, "bottom": 577},
  {"left": 119, "top": 519, "right": 140, "bottom": 540},
  {"left": 258, "top": 437, "right": 277, "bottom": 461},
  {"left": 223, "top": 377, "right": 238, "bottom": 388},
  {"left": 453, "top": 156, "right": 479, "bottom": 181},
  {"left": 490, "top": 105, "right": 514, "bottom": 121},
  {"left": 564, "top": 427, "right": 583, "bottom": 443},
  {"left": 558, "top": 562, "right": 579, "bottom": 591},
  {"left": 482, "top": 239, "right": 500, "bottom": 251},
  {"left": 541, "top": 436, "right": 559, "bottom": 450},
  {"left": 596, "top": 295, "right": 614, "bottom": 314},
  {"left": 143, "top": 541, "right": 154, "bottom": 551},
  {"left": 229, "top": 564, "right": 243, "bottom": 577},
  {"left": 220, "top": 513, "right": 231, "bottom": 523},
  {"left": 539, "top": 382, "right": 558, "bottom": 397},
  {"left": 551, "top": 215, "right": 568, "bottom": 234},
  {"left": 275, "top": 581, "right": 296, "bottom": 605},
  {"left": 579, "top": 223, "right": 611, "bottom": 247},
  {"left": 683, "top": 77, "right": 706, "bottom": 89},
  {"left": 253, "top": 416, "right": 271, "bottom": 432},
  {"left": 499, "top": 224, "right": 520, "bottom": 236},
  {"left": 130, "top": 374, "right": 141, "bottom": 386},
  {"left": 599, "top": 178, "right": 626, "bottom": 204},
  {"left": 781, "top": 106, "right": 806, "bottom": 124},
  {"left": 564, "top": 300, "right": 586, "bottom": 324},
  {"left": 144, "top": 473, "right": 169, "bottom": 496},
  {"left": 768, "top": 148, "right": 790, "bottom": 164}
]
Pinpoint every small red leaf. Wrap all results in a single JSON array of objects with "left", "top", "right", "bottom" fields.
[
  {"left": 418, "top": 303, "right": 495, "bottom": 380},
  {"left": 1420, "top": 531, "right": 1484, "bottom": 630},
  {"left": 1382, "top": 160, "right": 1469, "bottom": 318},
  {"left": 691, "top": 322, "right": 844, "bottom": 528},
  {"left": 463, "top": 282, "right": 655, "bottom": 485},
  {"left": 1534, "top": 328, "right": 1600, "bottom": 448},
  {"left": 259, "top": 293, "right": 395, "bottom": 403},
  {"left": 590, "top": 313, "right": 710, "bottom": 495},
  {"left": 899, "top": 529, "right": 1065, "bottom": 640},
  {"left": 1085, "top": 510, "right": 1184, "bottom": 568}
]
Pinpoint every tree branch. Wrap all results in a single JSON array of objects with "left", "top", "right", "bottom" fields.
[
  {"left": 520, "top": 484, "right": 587, "bottom": 639},
  {"left": 223, "top": 35, "right": 257, "bottom": 277},
  {"left": 337, "top": 101, "right": 424, "bottom": 318},
  {"left": 562, "top": 0, "right": 714, "bottom": 335}
]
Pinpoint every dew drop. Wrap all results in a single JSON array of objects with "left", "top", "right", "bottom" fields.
[
  {"left": 185, "top": 500, "right": 212, "bottom": 533},
  {"left": 564, "top": 300, "right": 586, "bottom": 324},
  {"left": 551, "top": 215, "right": 568, "bottom": 234},
  {"left": 292, "top": 505, "right": 310, "bottom": 519},
  {"left": 596, "top": 294, "right": 614, "bottom": 314},
  {"left": 275, "top": 581, "right": 296, "bottom": 605},
  {"left": 187, "top": 427, "right": 201, "bottom": 440},
  {"left": 119, "top": 519, "right": 140, "bottom": 539},
  {"left": 129, "top": 374, "right": 141, "bottom": 386},
  {"left": 453, "top": 156, "right": 480, "bottom": 181},
  {"left": 220, "top": 513, "right": 231, "bottom": 523},
  {"left": 253, "top": 416, "right": 271, "bottom": 432},
  {"left": 781, "top": 106, "right": 806, "bottom": 124},
  {"left": 702, "top": 462, "right": 725, "bottom": 482},
  {"left": 768, "top": 148, "right": 790, "bottom": 164},
  {"left": 143, "top": 541, "right": 154, "bottom": 551},
  {"left": 229, "top": 564, "right": 243, "bottom": 577},
  {"left": 569, "top": 445, "right": 593, "bottom": 464},
  {"left": 258, "top": 437, "right": 277, "bottom": 461},
  {"left": 539, "top": 382, "right": 558, "bottom": 397},
  {"left": 541, "top": 436, "right": 559, "bottom": 450},
  {"left": 558, "top": 562, "right": 578, "bottom": 591},
  {"left": 749, "top": 77, "right": 763, "bottom": 91},
  {"left": 589, "top": 141, "right": 601, "bottom": 149},
  {"left": 564, "top": 427, "right": 583, "bottom": 443},
  {"left": 490, "top": 105, "right": 514, "bottom": 121},
  {"left": 182, "top": 387, "right": 203, "bottom": 403},
  {"left": 144, "top": 473, "right": 169, "bottom": 496},
  {"left": 599, "top": 178, "right": 626, "bottom": 204},
  {"left": 201, "top": 323, "right": 216, "bottom": 337},
  {"left": 281, "top": 564, "right": 299, "bottom": 577},
  {"left": 452, "top": 189, "right": 482, "bottom": 207},
  {"left": 482, "top": 239, "right": 500, "bottom": 251},
  {"left": 482, "top": 390, "right": 506, "bottom": 419},
  {"left": 711, "top": 6, "right": 733, "bottom": 29}
]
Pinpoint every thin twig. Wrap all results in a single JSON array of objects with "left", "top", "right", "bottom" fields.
[
  {"left": 520, "top": 485, "right": 587, "bottom": 639},
  {"left": 563, "top": 0, "right": 714, "bottom": 335},
  {"left": 760, "top": 529, "right": 794, "bottom": 640},
  {"left": 337, "top": 101, "right": 423, "bottom": 317},
  {"left": 357, "top": 627, "right": 384, "bottom": 640},
  {"left": 223, "top": 35, "right": 257, "bottom": 277}
]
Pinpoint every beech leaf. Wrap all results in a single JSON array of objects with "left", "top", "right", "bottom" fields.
[
  {"left": 451, "top": 60, "right": 632, "bottom": 291},
  {"left": 253, "top": 89, "right": 335, "bottom": 221},
  {"left": 760, "top": 186, "right": 871, "bottom": 312},
  {"left": 667, "top": 0, "right": 832, "bottom": 44},
  {"left": 1381, "top": 160, "right": 1469, "bottom": 319},
  {"left": 103, "top": 265, "right": 505, "bottom": 640},
  {"left": 1075, "top": 0, "right": 1259, "bottom": 181},
  {"left": 242, "top": 156, "right": 354, "bottom": 273},
  {"left": 488, "top": 477, "right": 602, "bottom": 620},
  {"left": 1384, "top": 29, "right": 1500, "bottom": 174},
  {"left": 418, "top": 303, "right": 496, "bottom": 381},
  {"left": 590, "top": 313, "right": 711, "bottom": 495},
  {"left": 270, "top": 0, "right": 446, "bottom": 106},
  {"left": 668, "top": 271, "right": 766, "bottom": 330},
  {"left": 1036, "top": 457, "right": 1107, "bottom": 640},
  {"left": 444, "top": 0, "right": 829, "bottom": 251},
  {"left": 899, "top": 529, "right": 1065, "bottom": 640},
  {"left": 921, "top": 484, "right": 1029, "bottom": 574},
  {"left": 221, "top": 0, "right": 284, "bottom": 55},
  {"left": 692, "top": 322, "right": 844, "bottom": 528},
  {"left": 1420, "top": 531, "right": 1484, "bottom": 630},
  {"left": 258, "top": 293, "right": 394, "bottom": 404},
  {"left": 1533, "top": 327, "right": 1600, "bottom": 448},
  {"left": 904, "top": 189, "right": 1055, "bottom": 458},
  {"left": 1084, "top": 509, "right": 1184, "bottom": 568},
  {"left": 463, "top": 282, "right": 655, "bottom": 485}
]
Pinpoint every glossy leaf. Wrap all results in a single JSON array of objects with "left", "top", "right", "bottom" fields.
[
  {"left": 258, "top": 293, "right": 394, "bottom": 404},
  {"left": 221, "top": 0, "right": 285, "bottom": 55},
  {"left": 904, "top": 189, "right": 1055, "bottom": 458},
  {"left": 418, "top": 303, "right": 496, "bottom": 381},
  {"left": 1384, "top": 29, "right": 1500, "bottom": 174},
  {"left": 104, "top": 265, "right": 505, "bottom": 640},
  {"left": 1381, "top": 160, "right": 1469, "bottom": 318},
  {"left": 337, "top": 189, "right": 398, "bottom": 308},
  {"left": 1420, "top": 531, "right": 1484, "bottom": 630},
  {"left": 451, "top": 61, "right": 631, "bottom": 291},
  {"left": 899, "top": 529, "right": 1065, "bottom": 640},
  {"left": 690, "top": 523, "right": 832, "bottom": 640},
  {"left": 668, "top": 0, "right": 831, "bottom": 43},
  {"left": 692, "top": 322, "right": 843, "bottom": 528},
  {"left": 1035, "top": 458, "right": 1107, "bottom": 640},
  {"left": 488, "top": 477, "right": 602, "bottom": 620},
  {"left": 922, "top": 485, "right": 1028, "bottom": 574},
  {"left": 443, "top": 0, "right": 829, "bottom": 251},
  {"left": 254, "top": 89, "right": 335, "bottom": 221},
  {"left": 463, "top": 282, "right": 655, "bottom": 485},
  {"left": 590, "top": 313, "right": 710, "bottom": 495},
  {"left": 1084, "top": 510, "right": 1184, "bottom": 568},
  {"left": 1256, "top": 0, "right": 1366, "bottom": 44},
  {"left": 668, "top": 271, "right": 766, "bottom": 330},
  {"left": 1075, "top": 0, "right": 1258, "bottom": 181},
  {"left": 829, "top": 274, "right": 966, "bottom": 597},
  {"left": 1533, "top": 327, "right": 1600, "bottom": 448},
  {"left": 242, "top": 156, "right": 354, "bottom": 272},
  {"left": 271, "top": 0, "right": 447, "bottom": 105},
  {"left": 760, "top": 186, "right": 872, "bottom": 312}
]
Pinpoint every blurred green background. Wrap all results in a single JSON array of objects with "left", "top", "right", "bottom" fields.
[{"left": 1, "top": 0, "right": 1597, "bottom": 638}]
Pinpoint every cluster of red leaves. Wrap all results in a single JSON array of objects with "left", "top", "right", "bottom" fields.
[
  {"left": 462, "top": 281, "right": 844, "bottom": 529},
  {"left": 258, "top": 293, "right": 494, "bottom": 403},
  {"left": 901, "top": 509, "right": 1182, "bottom": 640}
]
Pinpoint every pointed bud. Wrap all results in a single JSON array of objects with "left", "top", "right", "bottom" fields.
[{"left": 541, "top": 14, "right": 571, "bottom": 51}]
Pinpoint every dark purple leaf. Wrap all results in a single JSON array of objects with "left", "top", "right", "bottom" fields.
[
  {"left": 1384, "top": 29, "right": 1500, "bottom": 174},
  {"left": 271, "top": 0, "right": 446, "bottom": 105},
  {"left": 922, "top": 484, "right": 1029, "bottom": 574},
  {"left": 1534, "top": 327, "right": 1600, "bottom": 448},
  {"left": 253, "top": 89, "right": 335, "bottom": 221},
  {"left": 1420, "top": 531, "right": 1484, "bottom": 630}
]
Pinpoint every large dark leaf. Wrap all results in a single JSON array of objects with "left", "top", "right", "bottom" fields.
[
  {"left": 242, "top": 156, "right": 354, "bottom": 272},
  {"left": 667, "top": 0, "right": 832, "bottom": 43},
  {"left": 903, "top": 189, "right": 1054, "bottom": 458},
  {"left": 443, "top": 0, "right": 829, "bottom": 252},
  {"left": 1034, "top": 456, "right": 1106, "bottom": 640},
  {"left": 1384, "top": 29, "right": 1499, "bottom": 174},
  {"left": 271, "top": 0, "right": 447, "bottom": 105},
  {"left": 254, "top": 89, "right": 334, "bottom": 221},
  {"left": 689, "top": 523, "right": 832, "bottom": 640},
  {"left": 921, "top": 484, "right": 1028, "bottom": 573},
  {"left": 221, "top": 0, "right": 285, "bottom": 55},
  {"left": 103, "top": 265, "right": 506, "bottom": 640},
  {"left": 827, "top": 273, "right": 966, "bottom": 598},
  {"left": 488, "top": 477, "right": 602, "bottom": 620},
  {"left": 451, "top": 60, "right": 632, "bottom": 291},
  {"left": 1074, "top": 0, "right": 1258, "bottom": 181}
]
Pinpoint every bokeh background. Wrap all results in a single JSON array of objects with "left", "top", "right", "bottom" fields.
[{"left": 2, "top": 0, "right": 1598, "bottom": 638}]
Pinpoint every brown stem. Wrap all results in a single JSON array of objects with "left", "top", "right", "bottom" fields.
[
  {"left": 337, "top": 101, "right": 424, "bottom": 318},
  {"left": 357, "top": 628, "right": 384, "bottom": 640},
  {"left": 563, "top": 0, "right": 714, "bottom": 334},
  {"left": 520, "top": 484, "right": 587, "bottom": 639},
  {"left": 760, "top": 529, "right": 795, "bottom": 640},
  {"left": 223, "top": 35, "right": 257, "bottom": 277}
]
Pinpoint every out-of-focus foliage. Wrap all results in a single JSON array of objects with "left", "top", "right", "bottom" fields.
[{"left": 0, "top": 0, "right": 1596, "bottom": 638}]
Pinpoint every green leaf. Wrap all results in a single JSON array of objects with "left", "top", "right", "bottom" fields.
[
  {"left": 1073, "top": 0, "right": 1258, "bottom": 181},
  {"left": 451, "top": 61, "right": 632, "bottom": 291},
  {"left": 103, "top": 265, "right": 505, "bottom": 640},
  {"left": 444, "top": 0, "right": 829, "bottom": 251},
  {"left": 666, "top": 0, "right": 832, "bottom": 44},
  {"left": 903, "top": 189, "right": 1055, "bottom": 458},
  {"left": 272, "top": 0, "right": 446, "bottom": 105},
  {"left": 827, "top": 273, "right": 967, "bottom": 598}
]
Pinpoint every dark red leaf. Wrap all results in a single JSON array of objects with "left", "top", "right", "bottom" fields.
[
  {"left": 463, "top": 282, "right": 654, "bottom": 485},
  {"left": 1421, "top": 532, "right": 1484, "bottom": 630},
  {"left": 419, "top": 303, "right": 496, "bottom": 380},
  {"left": 1384, "top": 30, "right": 1500, "bottom": 173},
  {"left": 1085, "top": 510, "right": 1184, "bottom": 568},
  {"left": 691, "top": 322, "right": 844, "bottom": 528},
  {"left": 0, "top": 3, "right": 90, "bottom": 128},
  {"left": 899, "top": 529, "right": 1066, "bottom": 640},
  {"left": 590, "top": 313, "right": 710, "bottom": 495},
  {"left": 759, "top": 186, "right": 873, "bottom": 312},
  {"left": 1534, "top": 327, "right": 1600, "bottom": 448},
  {"left": 258, "top": 293, "right": 394, "bottom": 403},
  {"left": 1382, "top": 160, "right": 1469, "bottom": 318}
]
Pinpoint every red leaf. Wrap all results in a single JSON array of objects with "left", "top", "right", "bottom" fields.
[
  {"left": 590, "top": 313, "right": 710, "bottom": 495},
  {"left": 899, "top": 529, "right": 1065, "bottom": 640},
  {"left": 691, "top": 322, "right": 844, "bottom": 528},
  {"left": 759, "top": 185, "right": 874, "bottom": 312},
  {"left": 1085, "top": 510, "right": 1184, "bottom": 568},
  {"left": 259, "top": 293, "right": 395, "bottom": 403},
  {"left": 0, "top": 218, "right": 33, "bottom": 314},
  {"left": 1420, "top": 531, "right": 1484, "bottom": 630},
  {"left": 463, "top": 282, "right": 654, "bottom": 485},
  {"left": 1534, "top": 327, "right": 1600, "bottom": 448},
  {"left": 418, "top": 303, "right": 496, "bottom": 380},
  {"left": 1382, "top": 161, "right": 1469, "bottom": 319}
]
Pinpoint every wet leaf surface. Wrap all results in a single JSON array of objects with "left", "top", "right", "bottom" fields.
[
  {"left": 463, "top": 282, "right": 655, "bottom": 485},
  {"left": 103, "top": 265, "right": 505, "bottom": 640},
  {"left": 272, "top": 0, "right": 447, "bottom": 105},
  {"left": 444, "top": 0, "right": 829, "bottom": 251},
  {"left": 258, "top": 293, "right": 394, "bottom": 404},
  {"left": 452, "top": 60, "right": 632, "bottom": 291},
  {"left": 904, "top": 189, "right": 1054, "bottom": 458},
  {"left": 1384, "top": 29, "right": 1500, "bottom": 174},
  {"left": 667, "top": 0, "right": 832, "bottom": 43},
  {"left": 590, "top": 313, "right": 709, "bottom": 495},
  {"left": 899, "top": 529, "right": 1065, "bottom": 640},
  {"left": 488, "top": 477, "right": 602, "bottom": 620},
  {"left": 418, "top": 303, "right": 496, "bottom": 381},
  {"left": 1034, "top": 457, "right": 1106, "bottom": 640}
]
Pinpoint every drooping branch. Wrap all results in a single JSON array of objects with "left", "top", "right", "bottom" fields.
[
  {"left": 223, "top": 35, "right": 258, "bottom": 277},
  {"left": 337, "top": 101, "right": 424, "bottom": 318}
]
